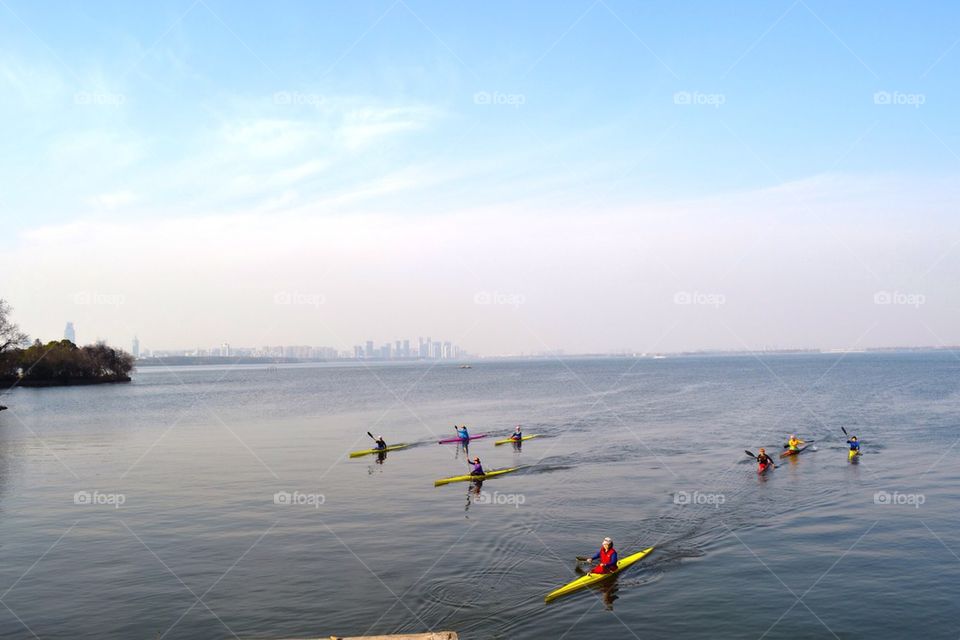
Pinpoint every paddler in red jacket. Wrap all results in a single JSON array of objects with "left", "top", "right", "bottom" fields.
[{"left": 590, "top": 537, "right": 619, "bottom": 574}]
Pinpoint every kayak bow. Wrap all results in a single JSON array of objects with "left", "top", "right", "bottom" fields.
[
  {"left": 545, "top": 547, "right": 655, "bottom": 602},
  {"left": 495, "top": 435, "right": 540, "bottom": 445},
  {"left": 438, "top": 434, "right": 488, "bottom": 444},
  {"left": 349, "top": 444, "right": 409, "bottom": 458},
  {"left": 848, "top": 448, "right": 862, "bottom": 461},
  {"left": 433, "top": 467, "right": 519, "bottom": 486}
]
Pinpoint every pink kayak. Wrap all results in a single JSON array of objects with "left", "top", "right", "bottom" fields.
[{"left": 437, "top": 434, "right": 488, "bottom": 444}]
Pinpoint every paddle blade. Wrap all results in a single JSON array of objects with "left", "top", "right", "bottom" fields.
[
  {"left": 744, "top": 450, "right": 756, "bottom": 458},
  {"left": 841, "top": 426, "right": 848, "bottom": 436}
]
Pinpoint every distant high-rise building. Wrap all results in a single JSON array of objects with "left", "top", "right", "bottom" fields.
[
  {"left": 220, "top": 342, "right": 230, "bottom": 357},
  {"left": 354, "top": 345, "right": 363, "bottom": 359},
  {"left": 131, "top": 336, "right": 140, "bottom": 358},
  {"left": 403, "top": 339, "right": 410, "bottom": 358},
  {"left": 365, "top": 340, "right": 374, "bottom": 359},
  {"left": 443, "top": 341, "right": 452, "bottom": 359},
  {"left": 64, "top": 322, "right": 76, "bottom": 343},
  {"left": 395, "top": 340, "right": 401, "bottom": 358}
]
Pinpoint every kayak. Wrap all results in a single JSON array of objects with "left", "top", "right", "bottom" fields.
[
  {"left": 349, "top": 444, "right": 408, "bottom": 458},
  {"left": 495, "top": 435, "right": 540, "bottom": 445},
  {"left": 758, "top": 462, "right": 772, "bottom": 475},
  {"left": 848, "top": 448, "right": 862, "bottom": 461},
  {"left": 779, "top": 445, "right": 809, "bottom": 459},
  {"left": 434, "top": 467, "right": 519, "bottom": 486},
  {"left": 438, "top": 434, "right": 488, "bottom": 444},
  {"left": 545, "top": 547, "right": 655, "bottom": 602}
]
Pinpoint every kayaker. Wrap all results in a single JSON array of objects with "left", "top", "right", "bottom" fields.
[
  {"left": 847, "top": 435, "right": 860, "bottom": 455},
  {"left": 590, "top": 537, "right": 618, "bottom": 574},
  {"left": 756, "top": 448, "right": 774, "bottom": 472},
  {"left": 786, "top": 434, "right": 805, "bottom": 452},
  {"left": 373, "top": 435, "right": 387, "bottom": 451},
  {"left": 468, "top": 456, "right": 485, "bottom": 476},
  {"left": 511, "top": 425, "right": 522, "bottom": 441},
  {"left": 456, "top": 425, "right": 470, "bottom": 441}
]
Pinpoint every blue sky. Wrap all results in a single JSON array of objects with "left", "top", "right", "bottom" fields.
[{"left": 2, "top": 1, "right": 960, "bottom": 353}]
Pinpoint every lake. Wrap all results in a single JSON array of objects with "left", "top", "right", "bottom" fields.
[{"left": 1, "top": 353, "right": 957, "bottom": 639}]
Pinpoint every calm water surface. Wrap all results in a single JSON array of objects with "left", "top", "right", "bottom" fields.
[{"left": 1, "top": 354, "right": 958, "bottom": 639}]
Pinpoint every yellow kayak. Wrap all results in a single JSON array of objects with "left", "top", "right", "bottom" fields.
[
  {"left": 433, "top": 467, "right": 519, "bottom": 486},
  {"left": 545, "top": 547, "right": 655, "bottom": 602},
  {"left": 494, "top": 435, "right": 540, "bottom": 445},
  {"left": 349, "top": 444, "right": 409, "bottom": 458},
  {"left": 848, "top": 448, "right": 862, "bottom": 461}
]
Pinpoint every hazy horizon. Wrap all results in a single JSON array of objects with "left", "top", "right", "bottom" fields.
[{"left": 4, "top": 2, "right": 960, "bottom": 356}]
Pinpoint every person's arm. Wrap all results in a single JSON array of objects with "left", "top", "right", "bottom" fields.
[
  {"left": 606, "top": 551, "right": 619, "bottom": 568},
  {"left": 591, "top": 551, "right": 600, "bottom": 561}
]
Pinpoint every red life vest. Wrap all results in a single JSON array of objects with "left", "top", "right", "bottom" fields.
[{"left": 597, "top": 546, "right": 617, "bottom": 570}]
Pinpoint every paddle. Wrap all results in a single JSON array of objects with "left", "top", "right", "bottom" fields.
[{"left": 575, "top": 556, "right": 595, "bottom": 563}]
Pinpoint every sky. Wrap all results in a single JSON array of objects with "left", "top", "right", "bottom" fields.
[{"left": 2, "top": 0, "right": 959, "bottom": 355}]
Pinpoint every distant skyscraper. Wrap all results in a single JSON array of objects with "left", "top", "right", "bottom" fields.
[
  {"left": 64, "top": 322, "right": 76, "bottom": 343},
  {"left": 220, "top": 342, "right": 230, "bottom": 357},
  {"left": 366, "top": 340, "right": 374, "bottom": 359},
  {"left": 403, "top": 339, "right": 410, "bottom": 359},
  {"left": 131, "top": 336, "right": 140, "bottom": 358}
]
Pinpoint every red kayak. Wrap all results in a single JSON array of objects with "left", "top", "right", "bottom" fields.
[
  {"left": 779, "top": 445, "right": 809, "bottom": 459},
  {"left": 758, "top": 462, "right": 772, "bottom": 475},
  {"left": 437, "top": 434, "right": 488, "bottom": 444}
]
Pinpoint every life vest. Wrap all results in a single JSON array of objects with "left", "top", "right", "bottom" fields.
[{"left": 598, "top": 546, "right": 617, "bottom": 569}]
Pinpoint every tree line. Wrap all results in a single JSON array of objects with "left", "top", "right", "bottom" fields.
[{"left": 0, "top": 300, "right": 134, "bottom": 386}]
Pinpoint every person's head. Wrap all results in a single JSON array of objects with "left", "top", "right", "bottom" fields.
[
  {"left": 473, "top": 457, "right": 481, "bottom": 463},
  {"left": 515, "top": 425, "right": 521, "bottom": 431},
  {"left": 602, "top": 537, "right": 613, "bottom": 548},
  {"left": 377, "top": 435, "right": 384, "bottom": 441},
  {"left": 759, "top": 448, "right": 766, "bottom": 454},
  {"left": 851, "top": 436, "right": 857, "bottom": 441}
]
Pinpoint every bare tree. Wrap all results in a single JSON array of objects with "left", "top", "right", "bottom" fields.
[{"left": 0, "top": 300, "right": 28, "bottom": 354}]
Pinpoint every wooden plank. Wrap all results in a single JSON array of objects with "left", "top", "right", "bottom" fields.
[{"left": 280, "top": 633, "right": 458, "bottom": 640}]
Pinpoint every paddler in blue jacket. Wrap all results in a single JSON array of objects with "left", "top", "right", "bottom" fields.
[
  {"left": 373, "top": 435, "right": 387, "bottom": 451},
  {"left": 510, "top": 425, "right": 522, "bottom": 441},
  {"left": 468, "top": 456, "right": 485, "bottom": 476},
  {"left": 847, "top": 435, "right": 861, "bottom": 456},
  {"left": 455, "top": 425, "right": 470, "bottom": 441},
  {"left": 590, "top": 537, "right": 618, "bottom": 574}
]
